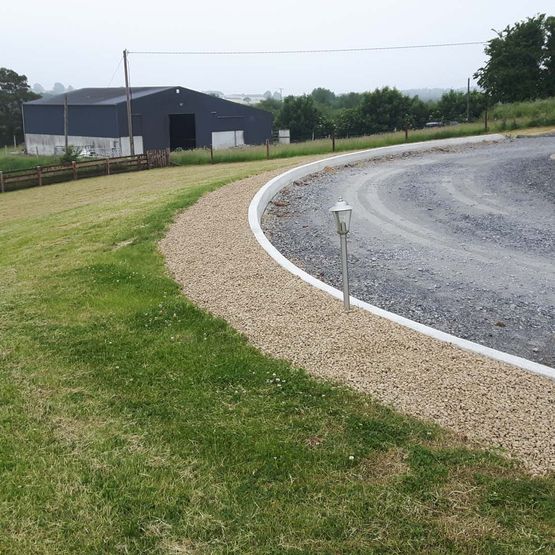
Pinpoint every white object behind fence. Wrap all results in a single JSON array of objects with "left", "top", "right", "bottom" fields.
[
  {"left": 212, "top": 130, "right": 245, "bottom": 150},
  {"left": 278, "top": 129, "right": 290, "bottom": 144}
]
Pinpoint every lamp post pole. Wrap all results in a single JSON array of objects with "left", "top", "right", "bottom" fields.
[
  {"left": 339, "top": 222, "right": 350, "bottom": 311},
  {"left": 330, "top": 197, "right": 353, "bottom": 312}
]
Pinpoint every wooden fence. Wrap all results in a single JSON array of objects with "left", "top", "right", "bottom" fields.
[{"left": 0, "top": 149, "right": 170, "bottom": 193}]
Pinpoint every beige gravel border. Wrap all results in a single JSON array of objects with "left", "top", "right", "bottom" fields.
[{"left": 161, "top": 165, "right": 555, "bottom": 474}]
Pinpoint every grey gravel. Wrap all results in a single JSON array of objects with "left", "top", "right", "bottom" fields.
[
  {"left": 263, "top": 138, "right": 555, "bottom": 366},
  {"left": 161, "top": 157, "right": 555, "bottom": 475}
]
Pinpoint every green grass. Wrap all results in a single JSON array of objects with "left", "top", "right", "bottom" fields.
[
  {"left": 170, "top": 123, "right": 491, "bottom": 166},
  {"left": 0, "top": 151, "right": 60, "bottom": 172},
  {"left": 170, "top": 112, "right": 554, "bottom": 167},
  {"left": 0, "top": 157, "right": 554, "bottom": 553},
  {"left": 491, "top": 96, "right": 555, "bottom": 127}
]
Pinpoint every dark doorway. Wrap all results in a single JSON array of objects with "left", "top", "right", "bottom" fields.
[{"left": 169, "top": 114, "right": 196, "bottom": 150}]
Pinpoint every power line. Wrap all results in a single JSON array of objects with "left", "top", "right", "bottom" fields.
[
  {"left": 128, "top": 41, "right": 486, "bottom": 56},
  {"left": 107, "top": 56, "right": 123, "bottom": 86}
]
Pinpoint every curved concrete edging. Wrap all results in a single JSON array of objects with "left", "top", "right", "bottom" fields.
[{"left": 248, "top": 134, "right": 555, "bottom": 381}]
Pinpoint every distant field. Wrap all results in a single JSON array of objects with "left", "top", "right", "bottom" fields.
[{"left": 0, "top": 157, "right": 553, "bottom": 553}]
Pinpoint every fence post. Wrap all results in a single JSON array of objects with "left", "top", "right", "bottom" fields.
[
  {"left": 36, "top": 166, "right": 42, "bottom": 187},
  {"left": 266, "top": 139, "right": 270, "bottom": 160},
  {"left": 332, "top": 131, "right": 336, "bottom": 152},
  {"left": 72, "top": 161, "right": 77, "bottom": 180},
  {"left": 484, "top": 105, "right": 489, "bottom": 132},
  {"left": 210, "top": 145, "right": 214, "bottom": 164},
  {"left": 0, "top": 171, "right": 4, "bottom": 193},
  {"left": 106, "top": 158, "right": 111, "bottom": 175},
  {"left": 404, "top": 126, "right": 409, "bottom": 142}
]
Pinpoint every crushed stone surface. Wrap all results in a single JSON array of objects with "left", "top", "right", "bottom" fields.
[
  {"left": 263, "top": 138, "right": 555, "bottom": 366},
  {"left": 161, "top": 162, "right": 555, "bottom": 475}
]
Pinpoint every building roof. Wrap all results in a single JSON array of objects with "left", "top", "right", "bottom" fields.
[{"left": 26, "top": 87, "right": 174, "bottom": 106}]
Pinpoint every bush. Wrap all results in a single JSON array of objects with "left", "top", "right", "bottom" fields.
[{"left": 59, "top": 145, "right": 82, "bottom": 164}]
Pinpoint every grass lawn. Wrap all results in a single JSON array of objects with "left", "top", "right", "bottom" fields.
[{"left": 0, "top": 159, "right": 553, "bottom": 554}]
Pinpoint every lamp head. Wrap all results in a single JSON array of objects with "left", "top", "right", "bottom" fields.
[{"left": 329, "top": 197, "right": 353, "bottom": 234}]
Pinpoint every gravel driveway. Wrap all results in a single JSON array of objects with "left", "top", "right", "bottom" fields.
[
  {"left": 161, "top": 152, "right": 555, "bottom": 474},
  {"left": 263, "top": 138, "right": 555, "bottom": 366}
]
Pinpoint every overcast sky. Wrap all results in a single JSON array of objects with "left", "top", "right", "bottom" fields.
[{"left": 2, "top": 1, "right": 553, "bottom": 96}]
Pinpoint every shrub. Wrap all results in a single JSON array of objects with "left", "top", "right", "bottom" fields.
[{"left": 59, "top": 145, "right": 82, "bottom": 164}]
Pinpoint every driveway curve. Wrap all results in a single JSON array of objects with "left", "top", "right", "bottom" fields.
[
  {"left": 263, "top": 137, "right": 555, "bottom": 367},
  {"left": 161, "top": 147, "right": 555, "bottom": 474}
]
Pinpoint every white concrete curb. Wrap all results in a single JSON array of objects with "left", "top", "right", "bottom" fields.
[{"left": 248, "top": 135, "right": 555, "bottom": 381}]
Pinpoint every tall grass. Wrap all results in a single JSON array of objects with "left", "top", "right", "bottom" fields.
[
  {"left": 492, "top": 96, "right": 555, "bottom": 119},
  {"left": 171, "top": 112, "right": 555, "bottom": 167},
  {"left": 170, "top": 122, "right": 490, "bottom": 166},
  {"left": 491, "top": 97, "right": 555, "bottom": 127},
  {"left": 0, "top": 153, "right": 60, "bottom": 172}
]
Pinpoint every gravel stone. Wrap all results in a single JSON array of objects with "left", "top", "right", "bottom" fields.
[
  {"left": 263, "top": 138, "right": 555, "bottom": 366},
  {"left": 161, "top": 156, "right": 555, "bottom": 475}
]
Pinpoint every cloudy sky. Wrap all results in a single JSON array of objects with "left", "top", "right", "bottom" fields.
[{"left": 2, "top": 1, "right": 552, "bottom": 95}]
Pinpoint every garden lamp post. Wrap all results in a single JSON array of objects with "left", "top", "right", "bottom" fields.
[{"left": 330, "top": 197, "right": 353, "bottom": 311}]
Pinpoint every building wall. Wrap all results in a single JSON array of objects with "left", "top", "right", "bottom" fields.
[
  {"left": 24, "top": 104, "right": 120, "bottom": 138},
  {"left": 129, "top": 88, "right": 273, "bottom": 150},
  {"left": 24, "top": 87, "right": 273, "bottom": 154},
  {"left": 24, "top": 133, "right": 144, "bottom": 157},
  {"left": 212, "top": 130, "right": 245, "bottom": 150}
]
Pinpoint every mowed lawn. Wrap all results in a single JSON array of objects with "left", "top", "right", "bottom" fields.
[{"left": 0, "top": 161, "right": 553, "bottom": 554}]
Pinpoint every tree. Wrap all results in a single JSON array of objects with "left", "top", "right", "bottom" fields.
[
  {"left": 255, "top": 97, "right": 282, "bottom": 121},
  {"left": 475, "top": 14, "right": 554, "bottom": 102},
  {"left": 0, "top": 68, "right": 40, "bottom": 147},
  {"left": 336, "top": 92, "right": 363, "bottom": 110},
  {"left": 543, "top": 16, "right": 555, "bottom": 97},
  {"left": 435, "top": 90, "right": 485, "bottom": 122},
  {"left": 409, "top": 96, "right": 433, "bottom": 128},
  {"left": 310, "top": 87, "right": 336, "bottom": 107},
  {"left": 334, "top": 108, "right": 365, "bottom": 137},
  {"left": 357, "top": 87, "right": 412, "bottom": 134},
  {"left": 278, "top": 95, "right": 321, "bottom": 141}
]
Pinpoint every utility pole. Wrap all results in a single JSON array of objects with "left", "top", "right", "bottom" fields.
[
  {"left": 64, "top": 94, "right": 69, "bottom": 151},
  {"left": 466, "top": 77, "right": 470, "bottom": 122},
  {"left": 123, "top": 49, "right": 135, "bottom": 156}
]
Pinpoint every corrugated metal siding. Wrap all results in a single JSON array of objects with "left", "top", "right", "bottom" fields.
[
  {"left": 24, "top": 86, "right": 273, "bottom": 150},
  {"left": 24, "top": 104, "right": 120, "bottom": 138}
]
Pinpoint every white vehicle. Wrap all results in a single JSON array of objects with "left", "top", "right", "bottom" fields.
[{"left": 79, "top": 146, "right": 96, "bottom": 157}]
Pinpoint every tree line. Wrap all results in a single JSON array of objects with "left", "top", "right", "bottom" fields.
[
  {"left": 257, "top": 13, "right": 554, "bottom": 142},
  {"left": 257, "top": 87, "right": 487, "bottom": 141}
]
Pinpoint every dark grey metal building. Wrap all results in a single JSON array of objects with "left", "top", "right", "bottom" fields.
[{"left": 23, "top": 86, "right": 273, "bottom": 156}]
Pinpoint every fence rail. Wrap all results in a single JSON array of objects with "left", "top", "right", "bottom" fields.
[{"left": 0, "top": 149, "right": 170, "bottom": 193}]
